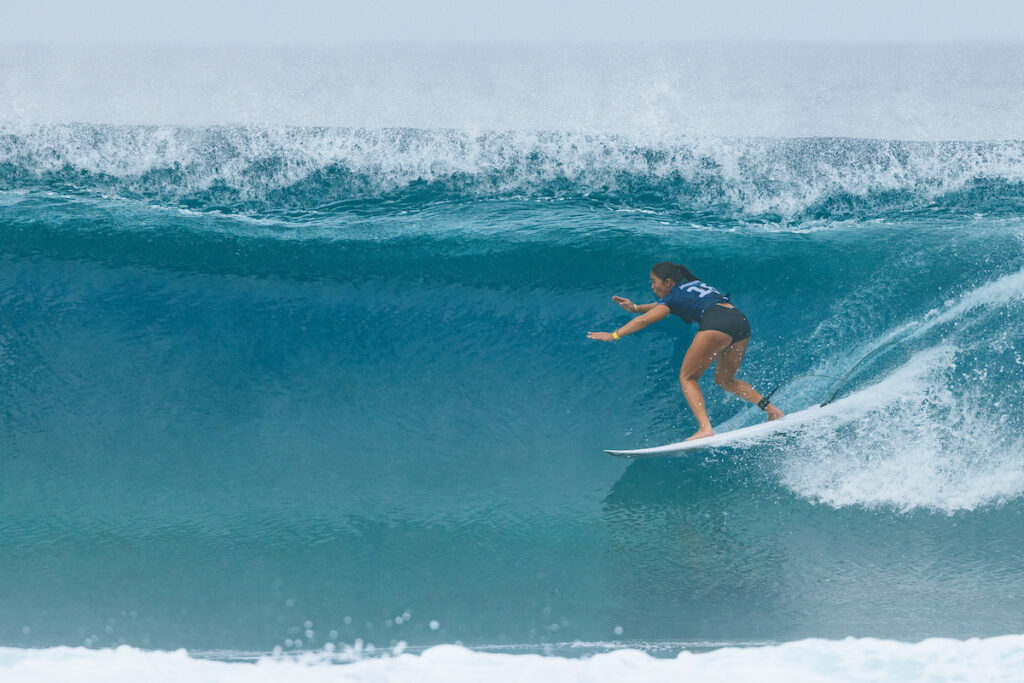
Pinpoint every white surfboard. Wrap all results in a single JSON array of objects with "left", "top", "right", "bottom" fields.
[{"left": 605, "top": 405, "right": 828, "bottom": 458}]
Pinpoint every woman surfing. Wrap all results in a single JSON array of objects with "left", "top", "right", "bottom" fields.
[{"left": 588, "top": 262, "right": 784, "bottom": 441}]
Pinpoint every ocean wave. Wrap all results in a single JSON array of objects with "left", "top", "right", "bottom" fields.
[{"left": 2, "top": 124, "right": 1023, "bottom": 222}]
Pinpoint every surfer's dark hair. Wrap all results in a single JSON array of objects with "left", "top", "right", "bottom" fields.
[{"left": 651, "top": 262, "right": 697, "bottom": 283}]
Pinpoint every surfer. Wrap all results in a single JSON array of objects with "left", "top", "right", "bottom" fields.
[{"left": 588, "top": 262, "right": 784, "bottom": 441}]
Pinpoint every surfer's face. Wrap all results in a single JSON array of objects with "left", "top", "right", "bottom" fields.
[{"left": 650, "top": 273, "right": 674, "bottom": 298}]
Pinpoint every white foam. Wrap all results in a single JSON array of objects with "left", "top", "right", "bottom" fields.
[
  {"left": 2, "top": 636, "right": 1024, "bottom": 682},
  {"left": 776, "top": 343, "right": 1024, "bottom": 512},
  {"left": 2, "top": 124, "right": 1023, "bottom": 222}
]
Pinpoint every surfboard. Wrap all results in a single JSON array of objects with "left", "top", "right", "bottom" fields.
[{"left": 605, "top": 405, "right": 828, "bottom": 458}]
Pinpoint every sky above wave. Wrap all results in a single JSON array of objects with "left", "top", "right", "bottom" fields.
[
  {"left": 3, "top": 0, "right": 1024, "bottom": 45},
  {"left": 4, "top": 44, "right": 1023, "bottom": 139}
]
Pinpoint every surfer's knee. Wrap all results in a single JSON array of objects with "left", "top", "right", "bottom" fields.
[
  {"left": 679, "top": 376, "right": 702, "bottom": 392},
  {"left": 714, "top": 375, "right": 738, "bottom": 391},
  {"left": 679, "top": 370, "right": 701, "bottom": 384}
]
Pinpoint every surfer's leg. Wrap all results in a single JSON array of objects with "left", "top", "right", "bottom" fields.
[
  {"left": 715, "top": 339, "right": 785, "bottom": 420},
  {"left": 680, "top": 330, "right": 733, "bottom": 440}
]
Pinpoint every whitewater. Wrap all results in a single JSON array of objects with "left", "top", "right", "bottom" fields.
[{"left": 2, "top": 43, "right": 1024, "bottom": 681}]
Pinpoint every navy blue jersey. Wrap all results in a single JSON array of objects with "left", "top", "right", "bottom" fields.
[{"left": 657, "top": 280, "right": 730, "bottom": 324}]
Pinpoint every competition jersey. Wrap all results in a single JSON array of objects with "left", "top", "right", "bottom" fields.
[{"left": 657, "top": 280, "right": 730, "bottom": 324}]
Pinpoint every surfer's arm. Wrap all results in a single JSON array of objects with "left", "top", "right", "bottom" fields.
[{"left": 588, "top": 304, "right": 670, "bottom": 341}]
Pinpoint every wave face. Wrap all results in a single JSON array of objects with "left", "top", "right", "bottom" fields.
[{"left": 3, "top": 115, "right": 1024, "bottom": 656}]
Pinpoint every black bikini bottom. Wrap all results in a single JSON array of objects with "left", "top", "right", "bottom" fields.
[{"left": 698, "top": 305, "right": 751, "bottom": 344}]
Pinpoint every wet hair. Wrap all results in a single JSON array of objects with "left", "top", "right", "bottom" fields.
[{"left": 651, "top": 261, "right": 698, "bottom": 284}]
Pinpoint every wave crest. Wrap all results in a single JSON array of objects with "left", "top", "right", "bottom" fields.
[{"left": 2, "top": 124, "right": 1023, "bottom": 222}]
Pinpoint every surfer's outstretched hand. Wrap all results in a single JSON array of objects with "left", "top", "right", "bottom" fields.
[{"left": 613, "top": 296, "right": 636, "bottom": 312}]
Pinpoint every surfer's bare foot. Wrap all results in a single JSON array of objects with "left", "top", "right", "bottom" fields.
[
  {"left": 766, "top": 405, "right": 785, "bottom": 421},
  {"left": 686, "top": 428, "right": 714, "bottom": 441}
]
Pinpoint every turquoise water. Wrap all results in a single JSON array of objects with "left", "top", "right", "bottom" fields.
[{"left": 2, "top": 44, "right": 1024, "bottom": 667}]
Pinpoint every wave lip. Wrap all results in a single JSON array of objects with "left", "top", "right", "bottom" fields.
[{"left": 2, "top": 124, "right": 1024, "bottom": 222}]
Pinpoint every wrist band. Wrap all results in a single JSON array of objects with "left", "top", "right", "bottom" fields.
[
  {"left": 612, "top": 332, "right": 620, "bottom": 340},
  {"left": 757, "top": 396, "right": 770, "bottom": 410}
]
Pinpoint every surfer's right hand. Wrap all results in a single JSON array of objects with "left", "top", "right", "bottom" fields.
[{"left": 613, "top": 296, "right": 635, "bottom": 312}]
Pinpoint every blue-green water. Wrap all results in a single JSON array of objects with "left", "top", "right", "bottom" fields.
[{"left": 2, "top": 124, "right": 1024, "bottom": 657}]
